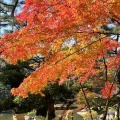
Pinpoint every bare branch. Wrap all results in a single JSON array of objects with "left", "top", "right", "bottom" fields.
[
  {"left": 11, "top": 0, "right": 19, "bottom": 16},
  {"left": 0, "top": 23, "right": 8, "bottom": 26},
  {"left": 0, "top": 1, "right": 14, "bottom": 6}
]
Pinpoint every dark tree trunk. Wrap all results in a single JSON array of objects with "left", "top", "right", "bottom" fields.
[
  {"left": 117, "top": 68, "right": 120, "bottom": 84},
  {"left": 117, "top": 101, "right": 120, "bottom": 120},
  {"left": 102, "top": 99, "right": 109, "bottom": 120},
  {"left": 36, "top": 106, "right": 47, "bottom": 117},
  {"left": 45, "top": 92, "right": 55, "bottom": 120}
]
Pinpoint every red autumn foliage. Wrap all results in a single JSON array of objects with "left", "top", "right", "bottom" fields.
[
  {"left": 101, "top": 81, "right": 117, "bottom": 99},
  {"left": 0, "top": 0, "right": 120, "bottom": 98}
]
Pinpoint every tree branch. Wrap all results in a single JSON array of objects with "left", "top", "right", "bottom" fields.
[
  {"left": 55, "top": 40, "right": 99, "bottom": 64},
  {"left": 76, "top": 31, "right": 120, "bottom": 36},
  {"left": 102, "top": 99, "right": 110, "bottom": 120},
  {"left": 0, "top": 1, "right": 14, "bottom": 6},
  {"left": 103, "top": 56, "right": 108, "bottom": 82},
  {"left": 111, "top": 18, "right": 120, "bottom": 24},
  {"left": 0, "top": 23, "right": 9, "bottom": 27},
  {"left": 79, "top": 83, "right": 93, "bottom": 120},
  {"left": 29, "top": 57, "right": 45, "bottom": 63},
  {"left": 24, "top": 66, "right": 35, "bottom": 71},
  {"left": 11, "top": 0, "right": 19, "bottom": 16},
  {"left": 96, "top": 32, "right": 120, "bottom": 36}
]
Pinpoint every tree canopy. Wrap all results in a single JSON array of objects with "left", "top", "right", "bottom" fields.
[{"left": 0, "top": 0, "right": 120, "bottom": 98}]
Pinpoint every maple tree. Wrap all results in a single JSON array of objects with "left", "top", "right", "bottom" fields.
[{"left": 0, "top": 0, "right": 120, "bottom": 119}]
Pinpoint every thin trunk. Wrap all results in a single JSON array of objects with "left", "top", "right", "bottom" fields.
[
  {"left": 102, "top": 56, "right": 108, "bottom": 82},
  {"left": 101, "top": 44, "right": 109, "bottom": 120},
  {"left": 79, "top": 83, "right": 93, "bottom": 120},
  {"left": 117, "top": 101, "right": 120, "bottom": 120},
  {"left": 117, "top": 67, "right": 120, "bottom": 120},
  {"left": 117, "top": 67, "right": 120, "bottom": 84},
  {"left": 45, "top": 93, "right": 55, "bottom": 120},
  {"left": 102, "top": 99, "right": 109, "bottom": 120}
]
